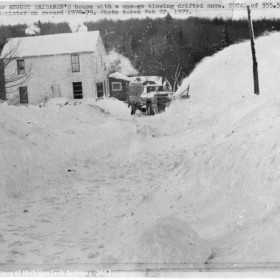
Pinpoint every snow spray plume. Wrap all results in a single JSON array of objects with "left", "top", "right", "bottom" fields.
[
  {"left": 69, "top": 22, "right": 88, "bottom": 33},
  {"left": 106, "top": 50, "right": 138, "bottom": 76},
  {"left": 25, "top": 23, "right": 40, "bottom": 35}
]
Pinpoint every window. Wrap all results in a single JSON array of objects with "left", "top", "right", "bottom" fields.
[
  {"left": 19, "top": 87, "right": 28, "bottom": 103},
  {"left": 73, "top": 82, "right": 83, "bottom": 99},
  {"left": 71, "top": 54, "right": 80, "bottom": 72},
  {"left": 96, "top": 82, "right": 104, "bottom": 98},
  {"left": 147, "top": 86, "right": 164, "bottom": 93},
  {"left": 17, "top": 59, "right": 25, "bottom": 75},
  {"left": 112, "top": 82, "right": 122, "bottom": 91}
]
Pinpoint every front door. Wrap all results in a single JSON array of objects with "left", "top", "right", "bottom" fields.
[
  {"left": 19, "top": 87, "right": 28, "bottom": 103},
  {"left": 51, "top": 84, "right": 61, "bottom": 98}
]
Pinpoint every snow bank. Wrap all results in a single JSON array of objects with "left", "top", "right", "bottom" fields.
[
  {"left": 124, "top": 217, "right": 212, "bottom": 264},
  {"left": 40, "top": 97, "right": 69, "bottom": 107},
  {"left": 136, "top": 32, "right": 280, "bottom": 137},
  {"left": 133, "top": 32, "right": 280, "bottom": 262},
  {"left": 0, "top": 98, "right": 131, "bottom": 202},
  {"left": 41, "top": 97, "right": 131, "bottom": 120},
  {"left": 178, "top": 32, "right": 280, "bottom": 99},
  {"left": 96, "top": 98, "right": 131, "bottom": 120}
]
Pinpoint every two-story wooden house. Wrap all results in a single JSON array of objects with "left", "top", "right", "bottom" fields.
[{"left": 1, "top": 31, "right": 109, "bottom": 105}]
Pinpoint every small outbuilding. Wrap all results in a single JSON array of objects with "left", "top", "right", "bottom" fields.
[{"left": 108, "top": 72, "right": 131, "bottom": 101}]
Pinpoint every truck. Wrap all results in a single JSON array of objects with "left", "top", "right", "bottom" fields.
[{"left": 128, "top": 84, "right": 173, "bottom": 115}]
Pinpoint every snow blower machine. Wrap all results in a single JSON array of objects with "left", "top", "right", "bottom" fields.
[{"left": 128, "top": 84, "right": 172, "bottom": 116}]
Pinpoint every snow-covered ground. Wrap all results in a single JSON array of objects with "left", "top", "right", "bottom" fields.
[{"left": 2, "top": 32, "right": 280, "bottom": 270}]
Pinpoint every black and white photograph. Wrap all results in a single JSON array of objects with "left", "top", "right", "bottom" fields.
[{"left": 1, "top": 0, "right": 280, "bottom": 277}]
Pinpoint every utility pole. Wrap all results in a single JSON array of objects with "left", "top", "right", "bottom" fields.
[{"left": 247, "top": 5, "right": 260, "bottom": 95}]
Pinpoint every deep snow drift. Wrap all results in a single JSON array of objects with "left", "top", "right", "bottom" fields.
[
  {"left": 135, "top": 32, "right": 280, "bottom": 263},
  {"left": 2, "top": 32, "right": 280, "bottom": 270}
]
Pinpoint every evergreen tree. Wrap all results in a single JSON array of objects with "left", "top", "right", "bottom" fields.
[
  {"left": 222, "top": 22, "right": 233, "bottom": 48},
  {"left": 37, "top": 20, "right": 42, "bottom": 31},
  {"left": 164, "top": 32, "right": 174, "bottom": 51},
  {"left": 165, "top": 13, "right": 173, "bottom": 24},
  {"left": 177, "top": 22, "right": 184, "bottom": 46},
  {"left": 130, "top": 32, "right": 138, "bottom": 53}
]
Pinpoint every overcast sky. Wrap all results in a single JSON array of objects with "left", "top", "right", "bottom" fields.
[{"left": 1, "top": 0, "right": 280, "bottom": 26}]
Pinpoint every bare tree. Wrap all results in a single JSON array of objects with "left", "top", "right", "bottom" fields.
[
  {"left": 0, "top": 37, "right": 32, "bottom": 100},
  {"left": 171, "top": 63, "right": 183, "bottom": 92}
]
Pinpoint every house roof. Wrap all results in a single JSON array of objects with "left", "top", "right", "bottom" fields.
[
  {"left": 1, "top": 31, "right": 100, "bottom": 58},
  {"left": 109, "top": 72, "right": 132, "bottom": 82}
]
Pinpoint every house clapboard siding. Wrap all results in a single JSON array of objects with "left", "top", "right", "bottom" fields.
[{"left": 1, "top": 31, "right": 109, "bottom": 105}]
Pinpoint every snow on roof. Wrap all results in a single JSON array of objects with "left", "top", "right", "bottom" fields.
[
  {"left": 109, "top": 72, "right": 132, "bottom": 81},
  {"left": 1, "top": 31, "right": 100, "bottom": 58}
]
